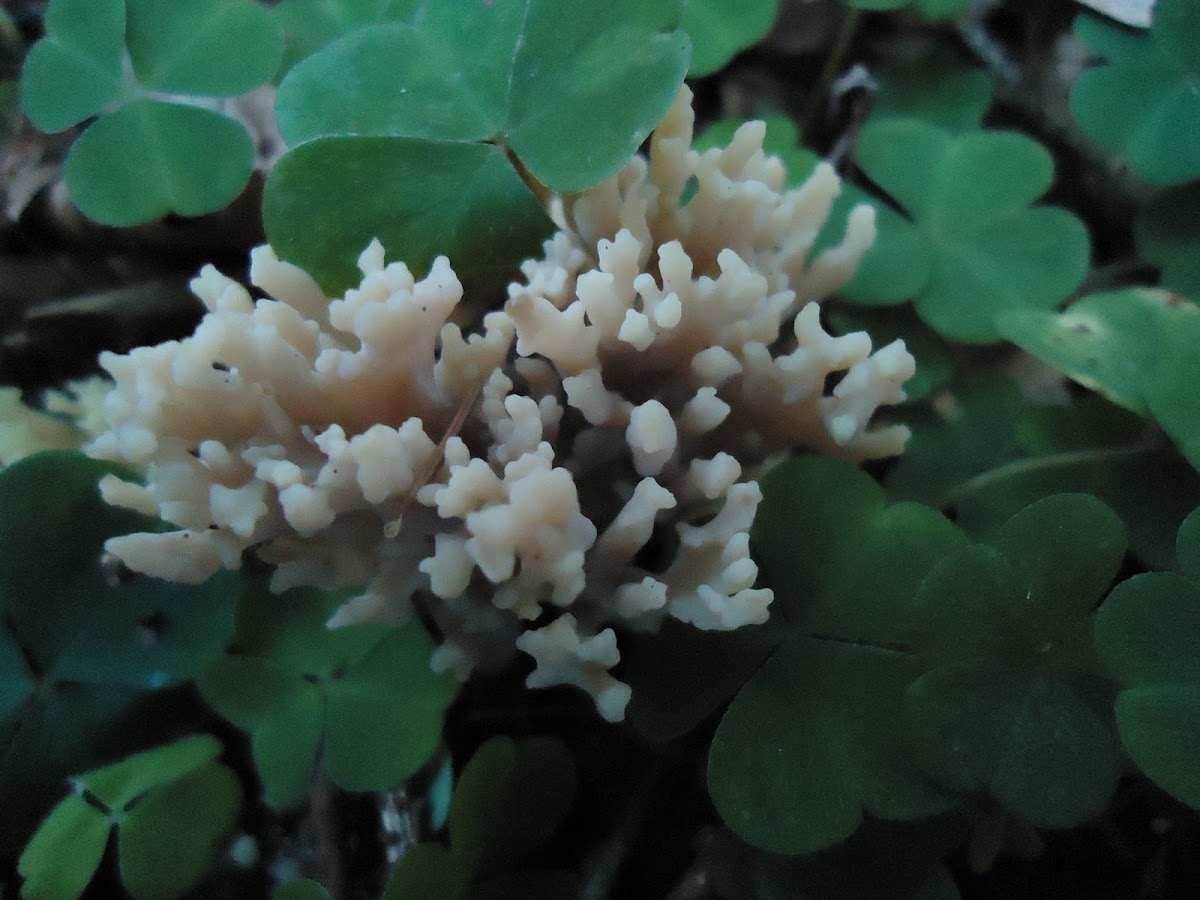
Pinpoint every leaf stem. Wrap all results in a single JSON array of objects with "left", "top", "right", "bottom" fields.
[
  {"left": 944, "top": 431, "right": 1167, "bottom": 506},
  {"left": 502, "top": 141, "right": 553, "bottom": 211}
]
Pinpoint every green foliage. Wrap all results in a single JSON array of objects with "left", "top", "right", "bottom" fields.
[
  {"left": 903, "top": 495, "right": 1125, "bottom": 827},
  {"left": 999, "top": 288, "right": 1200, "bottom": 467},
  {"left": 264, "top": 0, "right": 689, "bottom": 291},
  {"left": 682, "top": 0, "right": 778, "bottom": 76},
  {"left": 708, "top": 456, "right": 965, "bottom": 854},
  {"left": 11, "top": 2, "right": 1200, "bottom": 893},
  {"left": 272, "top": 0, "right": 417, "bottom": 72},
  {"left": 885, "top": 373, "right": 1200, "bottom": 570},
  {"left": 263, "top": 138, "right": 550, "bottom": 294},
  {"left": 18, "top": 735, "right": 241, "bottom": 900},
  {"left": 844, "top": 0, "right": 972, "bottom": 17},
  {"left": 383, "top": 736, "right": 577, "bottom": 900},
  {"left": 0, "top": 451, "right": 236, "bottom": 854},
  {"left": 1135, "top": 185, "right": 1200, "bottom": 298},
  {"left": 869, "top": 52, "right": 992, "bottom": 133},
  {"left": 272, "top": 878, "right": 334, "bottom": 900},
  {"left": 1070, "top": 0, "right": 1200, "bottom": 186},
  {"left": 753, "top": 818, "right": 965, "bottom": 900},
  {"left": 18, "top": 0, "right": 281, "bottom": 225},
  {"left": 195, "top": 581, "right": 456, "bottom": 808},
  {"left": 623, "top": 618, "right": 780, "bottom": 741},
  {"left": 1095, "top": 508, "right": 1200, "bottom": 809},
  {"left": 855, "top": 119, "right": 1090, "bottom": 342}
]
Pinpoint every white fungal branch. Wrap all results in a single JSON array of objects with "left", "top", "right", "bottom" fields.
[{"left": 88, "top": 86, "right": 915, "bottom": 721}]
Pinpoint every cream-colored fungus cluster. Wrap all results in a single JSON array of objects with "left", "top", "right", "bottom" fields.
[{"left": 88, "top": 87, "right": 914, "bottom": 722}]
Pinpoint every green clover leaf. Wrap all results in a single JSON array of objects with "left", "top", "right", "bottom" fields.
[
  {"left": 18, "top": 0, "right": 282, "bottom": 225},
  {"left": 855, "top": 119, "right": 1090, "bottom": 341},
  {"left": 0, "top": 451, "right": 236, "bottom": 854},
  {"left": 262, "top": 138, "right": 551, "bottom": 293},
  {"left": 383, "top": 737, "right": 578, "bottom": 900},
  {"left": 1070, "top": 0, "right": 1200, "bottom": 185},
  {"left": 18, "top": 0, "right": 126, "bottom": 133},
  {"left": 884, "top": 373, "right": 1200, "bottom": 570},
  {"left": 275, "top": 0, "right": 689, "bottom": 190},
  {"left": 682, "top": 0, "right": 778, "bottom": 76},
  {"left": 844, "top": 0, "right": 972, "bottom": 18},
  {"left": 272, "top": 0, "right": 418, "bottom": 72},
  {"left": 195, "top": 581, "right": 457, "bottom": 808},
  {"left": 707, "top": 456, "right": 965, "bottom": 854},
  {"left": 64, "top": 100, "right": 255, "bottom": 225},
  {"left": 903, "top": 495, "right": 1125, "bottom": 827},
  {"left": 1135, "top": 184, "right": 1200, "bottom": 298},
  {"left": 18, "top": 736, "right": 241, "bottom": 900},
  {"left": 125, "top": 0, "right": 282, "bottom": 95},
  {"left": 265, "top": 0, "right": 688, "bottom": 290},
  {"left": 16, "top": 794, "right": 112, "bottom": 900},
  {"left": 871, "top": 51, "right": 993, "bottom": 133},
  {"left": 998, "top": 288, "right": 1200, "bottom": 468},
  {"left": 1094, "top": 507, "right": 1200, "bottom": 809}
]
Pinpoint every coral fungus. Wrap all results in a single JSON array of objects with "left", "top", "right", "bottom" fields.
[{"left": 89, "top": 87, "right": 915, "bottom": 721}]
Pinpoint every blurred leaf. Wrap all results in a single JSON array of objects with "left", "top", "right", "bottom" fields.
[
  {"left": 273, "top": 0, "right": 417, "bottom": 71},
  {"left": 76, "top": 734, "right": 221, "bottom": 811},
  {"left": 845, "top": 0, "right": 971, "bottom": 16},
  {"left": 886, "top": 373, "right": 1200, "bottom": 569},
  {"left": 1070, "top": 0, "right": 1200, "bottom": 185},
  {"left": 904, "top": 496, "right": 1125, "bottom": 826},
  {"left": 64, "top": 100, "right": 254, "bottom": 226},
  {"left": 125, "top": 0, "right": 282, "bottom": 94},
  {"left": 871, "top": 51, "right": 993, "bottom": 132},
  {"left": 383, "top": 737, "right": 577, "bottom": 899},
  {"left": 273, "top": 879, "right": 334, "bottom": 900},
  {"left": 1178, "top": 506, "right": 1200, "bottom": 581},
  {"left": 753, "top": 818, "right": 964, "bottom": 900},
  {"left": 683, "top": 0, "right": 778, "bottom": 76},
  {"left": 0, "top": 686, "right": 143, "bottom": 858},
  {"left": 449, "top": 736, "right": 576, "bottom": 877},
  {"left": 1097, "top": 520, "right": 1200, "bottom": 808},
  {"left": 383, "top": 843, "right": 465, "bottom": 900},
  {"left": 18, "top": 0, "right": 125, "bottom": 133},
  {"left": 263, "top": 136, "right": 551, "bottom": 293},
  {"left": 1135, "top": 183, "right": 1200, "bottom": 297},
  {"left": 0, "top": 451, "right": 236, "bottom": 690},
  {"left": 19, "top": 739, "right": 241, "bottom": 900},
  {"left": 0, "top": 447, "right": 236, "bottom": 850},
  {"left": 999, "top": 288, "right": 1200, "bottom": 467},
  {"left": 275, "top": 0, "right": 689, "bottom": 192},
  {"left": 856, "top": 120, "right": 1089, "bottom": 341},
  {"left": 17, "top": 795, "right": 110, "bottom": 900},
  {"left": 118, "top": 762, "right": 242, "bottom": 900},
  {"left": 197, "top": 581, "right": 457, "bottom": 809},
  {"left": 0, "top": 618, "right": 34, "bottom": 720}
]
